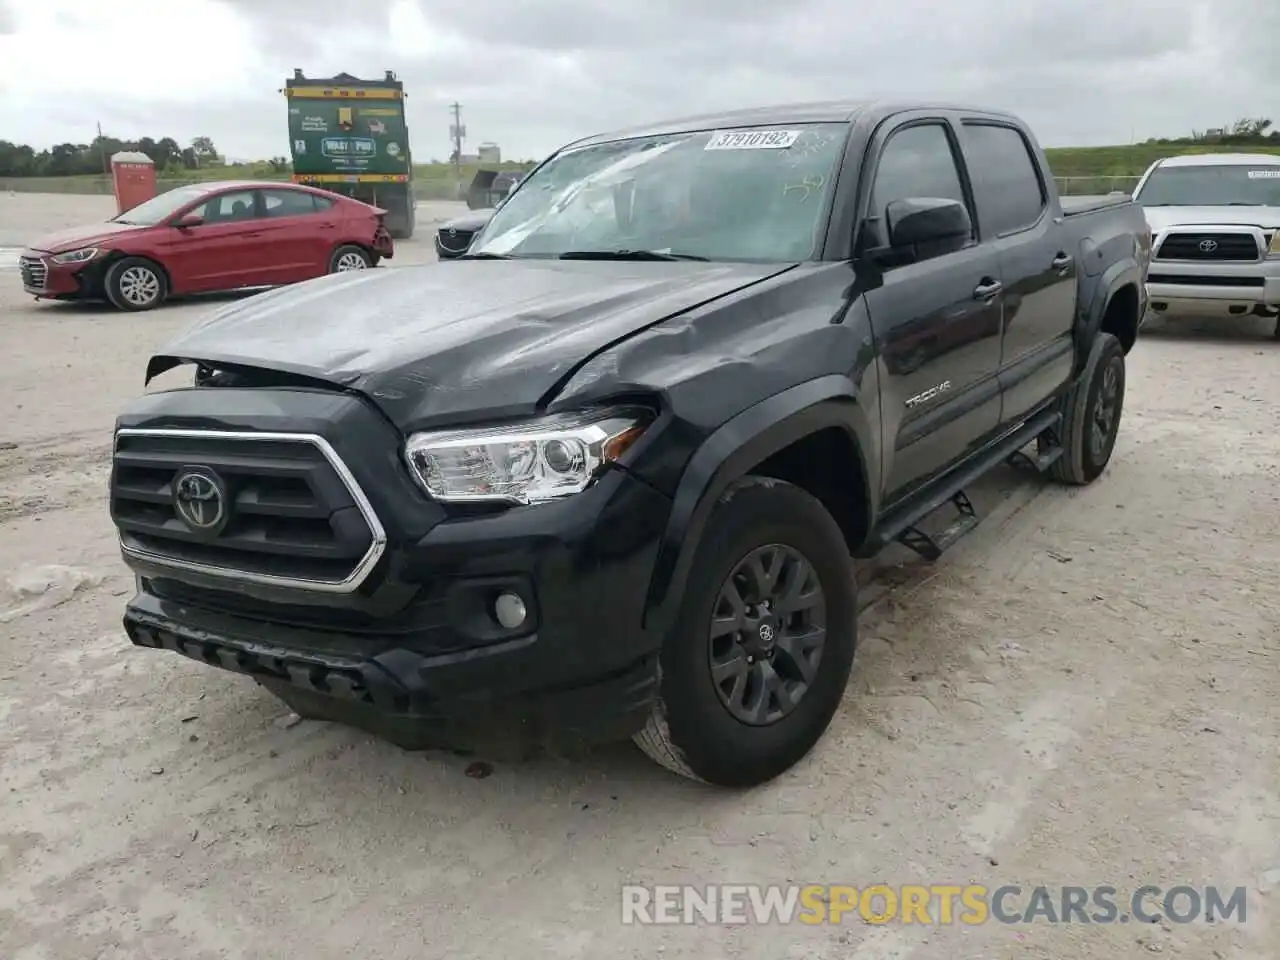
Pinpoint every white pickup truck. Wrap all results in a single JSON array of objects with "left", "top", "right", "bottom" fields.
[{"left": 1133, "top": 152, "right": 1280, "bottom": 338}]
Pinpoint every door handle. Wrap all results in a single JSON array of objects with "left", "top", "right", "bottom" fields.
[
  {"left": 242, "top": 232, "right": 262, "bottom": 239},
  {"left": 972, "top": 279, "right": 1003, "bottom": 300},
  {"left": 1051, "top": 253, "right": 1073, "bottom": 272}
]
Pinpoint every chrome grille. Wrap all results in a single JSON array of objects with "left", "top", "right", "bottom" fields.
[
  {"left": 110, "top": 429, "right": 385, "bottom": 593},
  {"left": 1155, "top": 232, "right": 1260, "bottom": 262},
  {"left": 19, "top": 256, "right": 48, "bottom": 290}
]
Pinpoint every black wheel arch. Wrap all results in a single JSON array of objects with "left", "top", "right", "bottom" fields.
[
  {"left": 1075, "top": 261, "right": 1143, "bottom": 378},
  {"left": 642, "top": 374, "right": 878, "bottom": 636}
]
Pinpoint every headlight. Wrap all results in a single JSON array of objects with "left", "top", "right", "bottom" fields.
[
  {"left": 1268, "top": 231, "right": 1280, "bottom": 256},
  {"left": 404, "top": 408, "right": 652, "bottom": 504},
  {"left": 50, "top": 247, "right": 100, "bottom": 264}
]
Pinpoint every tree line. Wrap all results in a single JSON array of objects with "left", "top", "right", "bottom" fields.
[
  {"left": 1150, "top": 117, "right": 1277, "bottom": 147},
  {"left": 0, "top": 134, "right": 225, "bottom": 177}
]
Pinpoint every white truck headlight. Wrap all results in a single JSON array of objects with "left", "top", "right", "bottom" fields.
[
  {"left": 1268, "top": 231, "right": 1280, "bottom": 257},
  {"left": 404, "top": 409, "right": 651, "bottom": 504}
]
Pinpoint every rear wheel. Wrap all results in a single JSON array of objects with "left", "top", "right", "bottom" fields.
[
  {"left": 329, "top": 245, "right": 373, "bottom": 273},
  {"left": 105, "top": 257, "right": 168, "bottom": 311},
  {"left": 1047, "top": 332, "right": 1126, "bottom": 485},
  {"left": 633, "top": 477, "right": 858, "bottom": 787}
]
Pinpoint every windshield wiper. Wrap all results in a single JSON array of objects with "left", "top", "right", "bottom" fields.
[{"left": 557, "top": 249, "right": 710, "bottom": 262}]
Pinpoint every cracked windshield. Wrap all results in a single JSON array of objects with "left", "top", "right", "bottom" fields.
[{"left": 472, "top": 124, "right": 846, "bottom": 261}]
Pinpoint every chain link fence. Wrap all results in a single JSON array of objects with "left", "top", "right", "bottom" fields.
[{"left": 1053, "top": 175, "right": 1142, "bottom": 196}]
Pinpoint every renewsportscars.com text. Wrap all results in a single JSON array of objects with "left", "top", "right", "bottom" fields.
[{"left": 621, "top": 884, "right": 1249, "bottom": 926}]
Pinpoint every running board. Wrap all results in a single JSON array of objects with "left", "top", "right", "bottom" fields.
[
  {"left": 1006, "top": 442, "right": 1063, "bottom": 473},
  {"left": 896, "top": 491, "right": 977, "bottom": 561},
  {"left": 861, "top": 407, "right": 1063, "bottom": 561}
]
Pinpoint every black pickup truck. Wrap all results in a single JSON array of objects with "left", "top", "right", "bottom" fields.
[{"left": 109, "top": 101, "right": 1150, "bottom": 788}]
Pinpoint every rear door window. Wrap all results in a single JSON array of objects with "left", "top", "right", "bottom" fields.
[
  {"left": 960, "top": 123, "right": 1047, "bottom": 236},
  {"left": 261, "top": 189, "right": 323, "bottom": 218}
]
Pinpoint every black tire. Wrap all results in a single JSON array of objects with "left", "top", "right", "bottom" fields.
[
  {"left": 329, "top": 244, "right": 373, "bottom": 273},
  {"left": 633, "top": 476, "right": 858, "bottom": 787},
  {"left": 104, "top": 256, "right": 168, "bottom": 311},
  {"left": 1047, "top": 332, "right": 1126, "bottom": 485}
]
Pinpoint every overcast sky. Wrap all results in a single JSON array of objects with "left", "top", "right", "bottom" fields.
[{"left": 0, "top": 0, "right": 1275, "bottom": 162}]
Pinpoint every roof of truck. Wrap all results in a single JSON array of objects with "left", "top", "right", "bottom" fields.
[
  {"left": 1156, "top": 153, "right": 1280, "bottom": 167},
  {"left": 563, "top": 99, "right": 1023, "bottom": 150}
]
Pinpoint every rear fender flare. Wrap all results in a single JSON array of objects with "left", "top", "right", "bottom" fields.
[
  {"left": 642, "top": 374, "right": 876, "bottom": 635},
  {"left": 1076, "top": 260, "right": 1142, "bottom": 376}
]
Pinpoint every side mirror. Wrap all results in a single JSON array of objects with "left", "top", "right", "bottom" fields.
[
  {"left": 173, "top": 215, "right": 203, "bottom": 229},
  {"left": 883, "top": 197, "right": 972, "bottom": 260}
]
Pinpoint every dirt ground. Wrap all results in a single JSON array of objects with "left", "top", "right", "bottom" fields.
[{"left": 1, "top": 191, "right": 1277, "bottom": 960}]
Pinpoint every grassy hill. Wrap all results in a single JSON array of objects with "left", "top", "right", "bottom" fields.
[
  {"left": 5, "top": 144, "right": 1280, "bottom": 199},
  {"left": 1046, "top": 143, "right": 1280, "bottom": 176}
]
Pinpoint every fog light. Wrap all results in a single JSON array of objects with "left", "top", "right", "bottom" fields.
[{"left": 493, "top": 592, "right": 527, "bottom": 630}]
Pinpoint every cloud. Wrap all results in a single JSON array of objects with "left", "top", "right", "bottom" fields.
[{"left": 0, "top": 0, "right": 1275, "bottom": 163}]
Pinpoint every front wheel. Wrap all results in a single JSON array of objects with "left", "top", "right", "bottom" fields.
[
  {"left": 633, "top": 477, "right": 857, "bottom": 787},
  {"left": 1047, "top": 331, "right": 1126, "bottom": 485},
  {"left": 104, "top": 257, "right": 168, "bottom": 311},
  {"left": 329, "top": 245, "right": 373, "bottom": 273}
]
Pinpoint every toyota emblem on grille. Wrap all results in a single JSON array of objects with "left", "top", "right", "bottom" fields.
[
  {"left": 448, "top": 228, "right": 457, "bottom": 237},
  {"left": 173, "top": 468, "right": 229, "bottom": 536},
  {"left": 1198, "top": 239, "right": 1218, "bottom": 253}
]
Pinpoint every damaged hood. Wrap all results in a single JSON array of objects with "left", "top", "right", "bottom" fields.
[
  {"left": 150, "top": 258, "right": 793, "bottom": 429},
  {"left": 27, "top": 221, "right": 147, "bottom": 254}
]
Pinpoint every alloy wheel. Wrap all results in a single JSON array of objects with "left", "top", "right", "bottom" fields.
[
  {"left": 707, "top": 543, "right": 827, "bottom": 726},
  {"left": 118, "top": 266, "right": 161, "bottom": 306},
  {"left": 334, "top": 252, "right": 368, "bottom": 271},
  {"left": 1090, "top": 356, "right": 1122, "bottom": 460}
]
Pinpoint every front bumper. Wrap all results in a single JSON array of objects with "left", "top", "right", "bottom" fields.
[
  {"left": 1145, "top": 274, "right": 1280, "bottom": 314},
  {"left": 113, "top": 388, "right": 673, "bottom": 751},
  {"left": 20, "top": 249, "right": 110, "bottom": 300}
]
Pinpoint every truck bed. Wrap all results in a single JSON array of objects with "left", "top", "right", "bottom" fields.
[{"left": 1061, "top": 194, "right": 1132, "bottom": 217}]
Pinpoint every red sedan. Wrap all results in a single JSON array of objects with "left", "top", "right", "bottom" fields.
[{"left": 18, "top": 180, "right": 395, "bottom": 311}]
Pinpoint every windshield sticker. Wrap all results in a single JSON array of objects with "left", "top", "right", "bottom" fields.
[
  {"left": 1247, "top": 169, "right": 1280, "bottom": 179},
  {"left": 705, "top": 130, "right": 801, "bottom": 151}
]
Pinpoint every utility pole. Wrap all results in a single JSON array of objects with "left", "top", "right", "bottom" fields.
[
  {"left": 449, "top": 102, "right": 465, "bottom": 181},
  {"left": 97, "top": 121, "right": 109, "bottom": 176}
]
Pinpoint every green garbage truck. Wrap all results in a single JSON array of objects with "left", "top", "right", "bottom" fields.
[{"left": 283, "top": 69, "right": 417, "bottom": 239}]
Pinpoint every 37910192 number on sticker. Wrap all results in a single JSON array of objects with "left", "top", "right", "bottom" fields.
[{"left": 704, "top": 130, "right": 801, "bottom": 151}]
